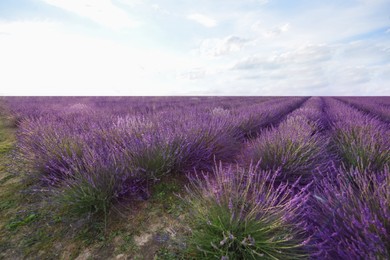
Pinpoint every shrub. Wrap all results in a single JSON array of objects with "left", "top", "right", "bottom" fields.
[
  {"left": 325, "top": 97, "right": 390, "bottom": 172},
  {"left": 53, "top": 148, "right": 134, "bottom": 227},
  {"left": 183, "top": 162, "right": 310, "bottom": 259},
  {"left": 16, "top": 118, "right": 85, "bottom": 184},
  {"left": 248, "top": 116, "right": 327, "bottom": 184},
  {"left": 330, "top": 123, "right": 389, "bottom": 172},
  {"left": 56, "top": 169, "right": 118, "bottom": 217},
  {"left": 172, "top": 116, "right": 242, "bottom": 172},
  {"left": 122, "top": 137, "right": 180, "bottom": 180}
]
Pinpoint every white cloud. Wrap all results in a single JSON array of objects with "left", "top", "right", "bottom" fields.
[
  {"left": 332, "top": 66, "right": 371, "bottom": 85},
  {"left": 42, "top": 0, "right": 139, "bottom": 30},
  {"left": 179, "top": 68, "right": 206, "bottom": 80},
  {"left": 222, "top": 38, "right": 390, "bottom": 95},
  {"left": 0, "top": 20, "right": 58, "bottom": 38},
  {"left": 232, "top": 44, "right": 332, "bottom": 71},
  {"left": 232, "top": 54, "right": 282, "bottom": 70},
  {"left": 246, "top": 0, "right": 269, "bottom": 5},
  {"left": 264, "top": 23, "right": 290, "bottom": 38},
  {"left": 188, "top": 33, "right": 389, "bottom": 95},
  {"left": 340, "top": 40, "right": 390, "bottom": 66},
  {"left": 115, "top": 0, "right": 144, "bottom": 8},
  {"left": 187, "top": 13, "right": 217, "bottom": 27},
  {"left": 252, "top": 21, "right": 290, "bottom": 38},
  {"left": 199, "top": 35, "right": 250, "bottom": 57},
  {"left": 274, "top": 44, "right": 333, "bottom": 64},
  {"left": 151, "top": 4, "right": 171, "bottom": 15}
]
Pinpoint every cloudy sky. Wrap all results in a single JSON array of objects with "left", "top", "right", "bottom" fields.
[{"left": 0, "top": 0, "right": 389, "bottom": 95}]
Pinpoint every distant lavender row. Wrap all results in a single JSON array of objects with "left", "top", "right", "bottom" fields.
[
  {"left": 336, "top": 96, "right": 390, "bottom": 124},
  {"left": 5, "top": 96, "right": 275, "bottom": 124}
]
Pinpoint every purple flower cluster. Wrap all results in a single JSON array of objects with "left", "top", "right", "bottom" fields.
[{"left": 309, "top": 166, "right": 389, "bottom": 259}]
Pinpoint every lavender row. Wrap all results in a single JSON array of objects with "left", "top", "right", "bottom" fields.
[
  {"left": 336, "top": 96, "right": 390, "bottom": 124},
  {"left": 227, "top": 97, "right": 389, "bottom": 257},
  {"left": 178, "top": 98, "right": 325, "bottom": 258},
  {"left": 5, "top": 96, "right": 274, "bottom": 125},
  {"left": 242, "top": 97, "right": 328, "bottom": 185},
  {"left": 323, "top": 97, "right": 389, "bottom": 172},
  {"left": 306, "top": 97, "right": 390, "bottom": 258}
]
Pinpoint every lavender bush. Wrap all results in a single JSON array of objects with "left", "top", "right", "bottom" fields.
[
  {"left": 247, "top": 115, "right": 327, "bottom": 185},
  {"left": 325, "top": 98, "right": 390, "bottom": 172},
  {"left": 331, "top": 122, "right": 389, "bottom": 172},
  {"left": 16, "top": 117, "right": 87, "bottom": 184},
  {"left": 183, "top": 162, "right": 311, "bottom": 259}
]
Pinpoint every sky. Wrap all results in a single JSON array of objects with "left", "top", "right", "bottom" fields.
[{"left": 0, "top": 0, "right": 389, "bottom": 95}]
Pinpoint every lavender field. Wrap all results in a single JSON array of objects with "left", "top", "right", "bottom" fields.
[{"left": 0, "top": 96, "right": 389, "bottom": 259}]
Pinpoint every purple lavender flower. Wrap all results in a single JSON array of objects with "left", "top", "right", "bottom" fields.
[{"left": 308, "top": 166, "right": 389, "bottom": 259}]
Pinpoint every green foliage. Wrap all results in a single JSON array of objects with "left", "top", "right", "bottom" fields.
[
  {"left": 75, "top": 221, "right": 106, "bottom": 246},
  {"left": 152, "top": 181, "right": 180, "bottom": 201},
  {"left": 53, "top": 168, "right": 124, "bottom": 236},
  {"left": 155, "top": 247, "right": 178, "bottom": 260},
  {"left": 0, "top": 175, "right": 15, "bottom": 185},
  {"left": 250, "top": 130, "right": 325, "bottom": 184},
  {"left": 119, "top": 234, "right": 139, "bottom": 254},
  {"left": 332, "top": 126, "right": 389, "bottom": 172},
  {"left": 0, "top": 199, "right": 16, "bottom": 211},
  {"left": 183, "top": 163, "right": 309, "bottom": 259},
  {"left": 21, "top": 229, "right": 51, "bottom": 254},
  {"left": 188, "top": 204, "right": 306, "bottom": 259},
  {"left": 56, "top": 171, "right": 116, "bottom": 218},
  {"left": 0, "top": 142, "right": 13, "bottom": 154},
  {"left": 6, "top": 213, "right": 39, "bottom": 231},
  {"left": 131, "top": 143, "right": 179, "bottom": 179},
  {"left": 0, "top": 119, "right": 15, "bottom": 154}
]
